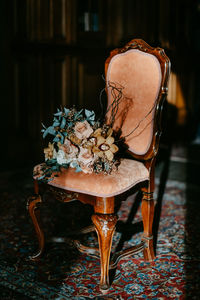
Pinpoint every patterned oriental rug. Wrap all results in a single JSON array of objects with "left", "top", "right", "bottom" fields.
[{"left": 0, "top": 168, "right": 200, "bottom": 299}]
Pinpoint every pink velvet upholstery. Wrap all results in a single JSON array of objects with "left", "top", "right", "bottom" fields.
[
  {"left": 106, "top": 49, "right": 162, "bottom": 155},
  {"left": 34, "top": 159, "right": 149, "bottom": 197},
  {"left": 33, "top": 46, "right": 163, "bottom": 198}
]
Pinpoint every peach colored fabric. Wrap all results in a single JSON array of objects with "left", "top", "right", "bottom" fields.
[
  {"left": 34, "top": 159, "right": 149, "bottom": 197},
  {"left": 106, "top": 49, "right": 162, "bottom": 155}
]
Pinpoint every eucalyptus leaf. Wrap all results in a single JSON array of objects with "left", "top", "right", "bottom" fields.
[
  {"left": 75, "top": 165, "right": 82, "bottom": 172},
  {"left": 61, "top": 136, "right": 64, "bottom": 143},
  {"left": 47, "top": 177, "right": 54, "bottom": 182},
  {"left": 51, "top": 165, "right": 60, "bottom": 171},
  {"left": 60, "top": 117, "right": 66, "bottom": 129},
  {"left": 74, "top": 109, "right": 83, "bottom": 120},
  {"left": 37, "top": 175, "right": 45, "bottom": 180},
  {"left": 85, "top": 109, "right": 95, "bottom": 125},
  {"left": 89, "top": 120, "right": 95, "bottom": 125},
  {"left": 48, "top": 126, "right": 57, "bottom": 136},
  {"left": 85, "top": 109, "right": 95, "bottom": 119},
  {"left": 64, "top": 107, "right": 70, "bottom": 116},
  {"left": 46, "top": 158, "right": 57, "bottom": 166},
  {"left": 68, "top": 122, "right": 73, "bottom": 128},
  {"left": 70, "top": 161, "right": 78, "bottom": 168},
  {"left": 41, "top": 123, "right": 46, "bottom": 129},
  {"left": 54, "top": 111, "right": 63, "bottom": 117},
  {"left": 78, "top": 109, "right": 83, "bottom": 115},
  {"left": 53, "top": 136, "right": 60, "bottom": 143},
  {"left": 53, "top": 120, "right": 60, "bottom": 127},
  {"left": 43, "top": 129, "right": 49, "bottom": 139},
  {"left": 57, "top": 132, "right": 64, "bottom": 144}
]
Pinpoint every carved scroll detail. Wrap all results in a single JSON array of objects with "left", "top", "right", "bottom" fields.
[{"left": 48, "top": 186, "right": 79, "bottom": 202}]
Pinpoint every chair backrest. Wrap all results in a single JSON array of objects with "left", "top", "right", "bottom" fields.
[{"left": 105, "top": 39, "right": 170, "bottom": 159}]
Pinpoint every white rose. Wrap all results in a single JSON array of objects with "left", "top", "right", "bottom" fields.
[{"left": 56, "top": 149, "right": 70, "bottom": 165}]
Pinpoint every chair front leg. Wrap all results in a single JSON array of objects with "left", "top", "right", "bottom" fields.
[
  {"left": 27, "top": 181, "right": 45, "bottom": 260},
  {"left": 92, "top": 213, "right": 117, "bottom": 291}
]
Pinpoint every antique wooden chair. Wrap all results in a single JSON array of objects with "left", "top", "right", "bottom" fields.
[{"left": 27, "top": 39, "right": 170, "bottom": 292}]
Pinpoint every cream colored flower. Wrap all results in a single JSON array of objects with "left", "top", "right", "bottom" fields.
[
  {"left": 56, "top": 149, "right": 69, "bottom": 165},
  {"left": 74, "top": 120, "right": 93, "bottom": 140},
  {"left": 78, "top": 147, "right": 95, "bottom": 166},
  {"left": 79, "top": 162, "right": 93, "bottom": 174},
  {"left": 59, "top": 138, "right": 79, "bottom": 160},
  {"left": 44, "top": 143, "right": 56, "bottom": 160},
  {"left": 93, "top": 127, "right": 113, "bottom": 138},
  {"left": 68, "top": 134, "right": 82, "bottom": 145},
  {"left": 93, "top": 128, "right": 102, "bottom": 137},
  {"left": 93, "top": 132, "right": 118, "bottom": 161}
]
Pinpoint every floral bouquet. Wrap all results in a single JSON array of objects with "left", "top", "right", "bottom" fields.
[{"left": 35, "top": 107, "right": 119, "bottom": 181}]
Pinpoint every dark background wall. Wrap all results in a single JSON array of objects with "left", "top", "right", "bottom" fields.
[{"left": 1, "top": 0, "right": 199, "bottom": 169}]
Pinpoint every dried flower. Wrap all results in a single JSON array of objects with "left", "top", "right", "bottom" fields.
[
  {"left": 78, "top": 147, "right": 95, "bottom": 169},
  {"left": 59, "top": 138, "right": 79, "bottom": 160},
  {"left": 40, "top": 106, "right": 120, "bottom": 181},
  {"left": 92, "top": 129, "right": 118, "bottom": 161},
  {"left": 74, "top": 120, "right": 93, "bottom": 139},
  {"left": 44, "top": 143, "right": 56, "bottom": 160},
  {"left": 68, "top": 134, "right": 82, "bottom": 145},
  {"left": 79, "top": 162, "right": 93, "bottom": 174},
  {"left": 56, "top": 149, "right": 69, "bottom": 165}
]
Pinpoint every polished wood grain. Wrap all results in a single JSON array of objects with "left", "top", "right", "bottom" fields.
[
  {"left": 141, "top": 195, "right": 155, "bottom": 261},
  {"left": 92, "top": 213, "right": 118, "bottom": 291},
  {"left": 94, "top": 197, "right": 115, "bottom": 214}
]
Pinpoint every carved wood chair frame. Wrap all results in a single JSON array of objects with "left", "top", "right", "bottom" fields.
[{"left": 27, "top": 39, "right": 170, "bottom": 292}]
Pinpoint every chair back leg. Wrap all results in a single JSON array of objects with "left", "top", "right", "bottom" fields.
[
  {"left": 141, "top": 192, "right": 155, "bottom": 261},
  {"left": 141, "top": 157, "right": 156, "bottom": 261}
]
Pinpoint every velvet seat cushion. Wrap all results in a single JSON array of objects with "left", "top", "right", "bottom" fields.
[{"left": 34, "top": 158, "right": 149, "bottom": 198}]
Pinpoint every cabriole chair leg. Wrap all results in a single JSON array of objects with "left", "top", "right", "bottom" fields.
[
  {"left": 27, "top": 194, "right": 45, "bottom": 260},
  {"left": 92, "top": 213, "right": 117, "bottom": 291}
]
